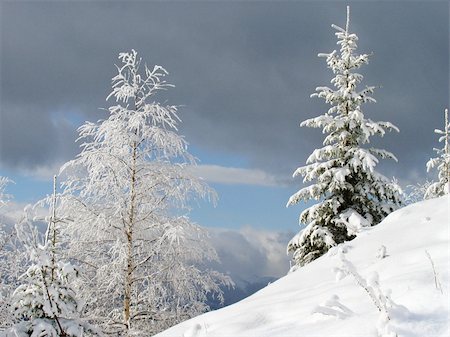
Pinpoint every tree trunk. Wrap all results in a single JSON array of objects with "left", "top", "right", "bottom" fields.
[{"left": 124, "top": 140, "right": 137, "bottom": 331}]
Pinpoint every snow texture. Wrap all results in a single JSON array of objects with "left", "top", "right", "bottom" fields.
[{"left": 156, "top": 195, "right": 450, "bottom": 337}]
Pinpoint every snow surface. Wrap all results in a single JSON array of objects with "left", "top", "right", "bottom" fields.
[{"left": 156, "top": 196, "right": 449, "bottom": 337}]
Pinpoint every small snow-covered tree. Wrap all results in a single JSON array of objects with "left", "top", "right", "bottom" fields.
[
  {"left": 425, "top": 108, "right": 450, "bottom": 198},
  {"left": 0, "top": 178, "right": 12, "bottom": 259},
  {"left": 3, "top": 177, "right": 98, "bottom": 337},
  {"left": 287, "top": 7, "right": 401, "bottom": 269},
  {"left": 0, "top": 176, "right": 13, "bottom": 328},
  {"left": 59, "top": 50, "right": 231, "bottom": 335},
  {"left": 0, "top": 177, "right": 26, "bottom": 330},
  {"left": 0, "top": 177, "right": 11, "bottom": 209}
]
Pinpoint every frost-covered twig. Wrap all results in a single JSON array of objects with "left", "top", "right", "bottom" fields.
[
  {"left": 336, "top": 252, "right": 391, "bottom": 317},
  {"left": 334, "top": 248, "right": 403, "bottom": 337},
  {"left": 403, "top": 181, "right": 433, "bottom": 205},
  {"left": 425, "top": 250, "right": 443, "bottom": 294}
]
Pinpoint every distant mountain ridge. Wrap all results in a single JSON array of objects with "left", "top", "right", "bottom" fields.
[{"left": 208, "top": 276, "right": 277, "bottom": 310}]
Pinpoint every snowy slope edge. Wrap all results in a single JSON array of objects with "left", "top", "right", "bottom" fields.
[{"left": 156, "top": 196, "right": 449, "bottom": 337}]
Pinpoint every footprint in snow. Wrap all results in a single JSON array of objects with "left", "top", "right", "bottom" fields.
[{"left": 183, "top": 323, "right": 206, "bottom": 337}]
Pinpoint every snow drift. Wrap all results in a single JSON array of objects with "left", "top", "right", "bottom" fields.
[{"left": 156, "top": 196, "right": 449, "bottom": 337}]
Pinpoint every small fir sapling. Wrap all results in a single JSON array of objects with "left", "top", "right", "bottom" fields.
[
  {"left": 2, "top": 176, "right": 98, "bottom": 337},
  {"left": 425, "top": 108, "right": 450, "bottom": 198},
  {"left": 0, "top": 177, "right": 28, "bottom": 331},
  {"left": 0, "top": 176, "right": 20, "bottom": 330}
]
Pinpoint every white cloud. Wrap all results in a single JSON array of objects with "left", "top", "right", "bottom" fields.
[
  {"left": 16, "top": 162, "right": 65, "bottom": 182},
  {"left": 20, "top": 163, "right": 283, "bottom": 187},
  {"left": 0, "top": 201, "right": 29, "bottom": 227},
  {"left": 188, "top": 164, "right": 282, "bottom": 187},
  {"left": 208, "top": 226, "right": 294, "bottom": 285}
]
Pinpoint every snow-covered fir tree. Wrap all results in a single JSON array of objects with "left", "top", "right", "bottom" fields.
[
  {"left": 59, "top": 50, "right": 231, "bottom": 335},
  {"left": 287, "top": 7, "right": 402, "bottom": 270},
  {"left": 425, "top": 108, "right": 450, "bottom": 198},
  {"left": 2, "top": 177, "right": 98, "bottom": 337}
]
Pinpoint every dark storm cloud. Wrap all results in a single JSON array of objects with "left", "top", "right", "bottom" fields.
[
  {"left": 0, "top": 1, "right": 448, "bottom": 183},
  {"left": 0, "top": 102, "right": 78, "bottom": 168}
]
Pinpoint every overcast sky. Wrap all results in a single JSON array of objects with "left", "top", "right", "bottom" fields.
[{"left": 0, "top": 1, "right": 449, "bottom": 279}]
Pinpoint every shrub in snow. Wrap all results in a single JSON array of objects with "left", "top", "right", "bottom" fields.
[
  {"left": 6, "top": 248, "right": 92, "bottom": 337},
  {"left": 0, "top": 177, "right": 27, "bottom": 330},
  {"left": 425, "top": 108, "right": 450, "bottom": 199},
  {"left": 0, "top": 177, "right": 14, "bottom": 328},
  {"left": 2, "top": 179, "right": 98, "bottom": 337},
  {"left": 59, "top": 50, "right": 231, "bottom": 335},
  {"left": 0, "top": 225, "right": 26, "bottom": 331},
  {"left": 287, "top": 7, "right": 401, "bottom": 269}
]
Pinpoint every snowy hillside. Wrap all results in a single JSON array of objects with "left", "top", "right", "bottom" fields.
[{"left": 156, "top": 196, "right": 449, "bottom": 337}]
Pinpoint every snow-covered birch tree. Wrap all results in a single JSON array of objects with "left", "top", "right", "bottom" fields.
[
  {"left": 287, "top": 7, "right": 402, "bottom": 270},
  {"left": 59, "top": 50, "right": 231, "bottom": 335},
  {"left": 425, "top": 108, "right": 450, "bottom": 198}
]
